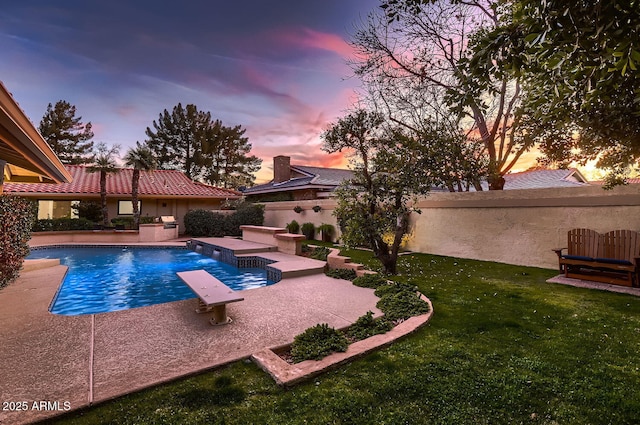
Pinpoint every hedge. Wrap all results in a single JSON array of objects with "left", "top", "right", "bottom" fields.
[
  {"left": 0, "top": 195, "right": 35, "bottom": 289},
  {"left": 184, "top": 203, "right": 264, "bottom": 237}
]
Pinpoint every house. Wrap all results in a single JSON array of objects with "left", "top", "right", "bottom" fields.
[
  {"left": 243, "top": 156, "right": 354, "bottom": 201},
  {"left": 0, "top": 81, "right": 72, "bottom": 191},
  {"left": 3, "top": 165, "right": 241, "bottom": 229}
]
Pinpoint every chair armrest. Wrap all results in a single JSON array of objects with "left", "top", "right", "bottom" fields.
[{"left": 552, "top": 248, "right": 566, "bottom": 258}]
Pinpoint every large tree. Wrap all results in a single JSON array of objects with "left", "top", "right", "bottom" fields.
[
  {"left": 123, "top": 142, "right": 156, "bottom": 229},
  {"left": 87, "top": 143, "right": 120, "bottom": 227},
  {"left": 387, "top": 0, "right": 640, "bottom": 183},
  {"left": 474, "top": 0, "right": 640, "bottom": 184},
  {"left": 200, "top": 122, "right": 261, "bottom": 189},
  {"left": 38, "top": 100, "right": 94, "bottom": 165},
  {"left": 145, "top": 103, "right": 210, "bottom": 180},
  {"left": 322, "top": 110, "right": 434, "bottom": 274},
  {"left": 355, "top": 0, "right": 533, "bottom": 189},
  {"left": 145, "top": 103, "right": 260, "bottom": 187}
]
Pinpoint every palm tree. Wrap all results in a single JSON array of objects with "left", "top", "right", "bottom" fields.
[
  {"left": 123, "top": 142, "right": 156, "bottom": 229},
  {"left": 87, "top": 142, "right": 120, "bottom": 227}
]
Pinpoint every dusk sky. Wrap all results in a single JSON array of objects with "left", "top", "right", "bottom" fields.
[{"left": 1, "top": 1, "right": 380, "bottom": 183}]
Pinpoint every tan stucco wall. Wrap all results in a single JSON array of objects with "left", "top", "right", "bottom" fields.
[
  {"left": 263, "top": 199, "right": 340, "bottom": 239},
  {"left": 262, "top": 185, "right": 640, "bottom": 270}
]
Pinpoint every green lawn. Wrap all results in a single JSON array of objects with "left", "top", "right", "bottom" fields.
[{"left": 53, "top": 250, "right": 640, "bottom": 424}]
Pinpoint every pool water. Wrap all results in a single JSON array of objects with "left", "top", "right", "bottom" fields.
[{"left": 27, "top": 247, "right": 272, "bottom": 316}]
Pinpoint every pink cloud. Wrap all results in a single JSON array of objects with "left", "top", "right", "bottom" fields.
[{"left": 267, "top": 26, "right": 355, "bottom": 59}]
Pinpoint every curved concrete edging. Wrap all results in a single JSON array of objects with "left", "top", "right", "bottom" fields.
[{"left": 251, "top": 294, "right": 433, "bottom": 387}]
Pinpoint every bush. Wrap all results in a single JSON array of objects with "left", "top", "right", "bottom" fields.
[
  {"left": 376, "top": 287, "right": 430, "bottom": 322},
  {"left": 184, "top": 203, "right": 264, "bottom": 237},
  {"left": 309, "top": 246, "right": 331, "bottom": 261},
  {"left": 301, "top": 222, "right": 316, "bottom": 240},
  {"left": 183, "top": 209, "right": 226, "bottom": 237},
  {"left": 71, "top": 200, "right": 103, "bottom": 222},
  {"left": 318, "top": 223, "right": 335, "bottom": 242},
  {"left": 286, "top": 220, "right": 300, "bottom": 234},
  {"left": 32, "top": 217, "right": 96, "bottom": 232},
  {"left": 140, "top": 216, "right": 157, "bottom": 224},
  {"left": 1, "top": 196, "right": 35, "bottom": 289},
  {"left": 352, "top": 273, "right": 388, "bottom": 289},
  {"left": 290, "top": 323, "right": 349, "bottom": 362},
  {"left": 374, "top": 281, "right": 419, "bottom": 298},
  {"left": 346, "top": 311, "right": 393, "bottom": 341},
  {"left": 224, "top": 202, "right": 264, "bottom": 236},
  {"left": 111, "top": 216, "right": 135, "bottom": 229},
  {"left": 325, "top": 268, "right": 357, "bottom": 281}
]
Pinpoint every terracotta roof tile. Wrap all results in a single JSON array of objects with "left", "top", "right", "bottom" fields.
[{"left": 3, "top": 165, "right": 241, "bottom": 198}]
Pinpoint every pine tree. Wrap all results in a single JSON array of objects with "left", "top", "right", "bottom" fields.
[
  {"left": 145, "top": 103, "right": 260, "bottom": 187},
  {"left": 144, "top": 103, "right": 209, "bottom": 180},
  {"left": 39, "top": 100, "right": 94, "bottom": 164},
  {"left": 201, "top": 123, "right": 262, "bottom": 189}
]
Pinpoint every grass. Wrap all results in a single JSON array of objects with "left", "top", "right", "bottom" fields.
[{"left": 52, "top": 250, "right": 640, "bottom": 424}]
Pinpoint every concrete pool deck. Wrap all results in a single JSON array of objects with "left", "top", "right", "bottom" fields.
[{"left": 0, "top": 248, "right": 382, "bottom": 425}]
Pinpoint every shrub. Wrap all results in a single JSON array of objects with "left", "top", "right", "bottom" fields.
[
  {"left": 301, "top": 222, "right": 316, "bottom": 240},
  {"left": 224, "top": 202, "right": 265, "bottom": 236},
  {"left": 325, "top": 268, "right": 357, "bottom": 281},
  {"left": 293, "top": 205, "right": 303, "bottom": 213},
  {"left": 312, "top": 205, "right": 322, "bottom": 213},
  {"left": 111, "top": 216, "right": 135, "bottom": 229},
  {"left": 376, "top": 287, "right": 430, "bottom": 322},
  {"left": 318, "top": 223, "right": 335, "bottom": 242},
  {"left": 290, "top": 323, "right": 349, "bottom": 362},
  {"left": 1, "top": 195, "right": 35, "bottom": 289},
  {"left": 183, "top": 209, "right": 226, "bottom": 237},
  {"left": 346, "top": 311, "right": 393, "bottom": 341},
  {"left": 352, "top": 273, "right": 388, "bottom": 289},
  {"left": 309, "top": 246, "right": 331, "bottom": 261},
  {"left": 286, "top": 220, "right": 300, "bottom": 234},
  {"left": 374, "top": 281, "right": 419, "bottom": 298},
  {"left": 71, "top": 200, "right": 103, "bottom": 222},
  {"left": 140, "top": 216, "right": 156, "bottom": 224},
  {"left": 32, "top": 217, "right": 96, "bottom": 232}
]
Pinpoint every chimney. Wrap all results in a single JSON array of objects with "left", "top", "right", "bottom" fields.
[{"left": 273, "top": 155, "right": 291, "bottom": 183}]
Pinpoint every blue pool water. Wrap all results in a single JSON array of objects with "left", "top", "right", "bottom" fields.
[{"left": 27, "top": 246, "right": 272, "bottom": 316}]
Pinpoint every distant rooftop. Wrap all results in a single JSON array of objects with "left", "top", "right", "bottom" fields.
[
  {"left": 243, "top": 163, "right": 354, "bottom": 195},
  {"left": 4, "top": 165, "right": 241, "bottom": 198}
]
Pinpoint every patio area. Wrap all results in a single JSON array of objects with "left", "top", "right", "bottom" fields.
[{"left": 0, "top": 250, "right": 382, "bottom": 425}]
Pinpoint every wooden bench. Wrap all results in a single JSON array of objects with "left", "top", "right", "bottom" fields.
[
  {"left": 553, "top": 229, "right": 640, "bottom": 287},
  {"left": 176, "top": 270, "right": 244, "bottom": 325}
]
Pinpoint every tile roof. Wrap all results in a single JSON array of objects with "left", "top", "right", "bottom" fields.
[
  {"left": 474, "top": 168, "right": 591, "bottom": 191},
  {"left": 3, "top": 165, "right": 241, "bottom": 198},
  {"left": 243, "top": 165, "right": 354, "bottom": 194}
]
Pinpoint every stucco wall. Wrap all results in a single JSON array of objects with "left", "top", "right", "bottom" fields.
[
  {"left": 263, "top": 199, "right": 340, "bottom": 240},
  {"left": 262, "top": 185, "right": 640, "bottom": 270}
]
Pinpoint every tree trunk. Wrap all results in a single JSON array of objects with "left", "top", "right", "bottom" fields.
[
  {"left": 100, "top": 171, "right": 109, "bottom": 226},
  {"left": 488, "top": 173, "right": 506, "bottom": 190},
  {"left": 132, "top": 169, "right": 140, "bottom": 229}
]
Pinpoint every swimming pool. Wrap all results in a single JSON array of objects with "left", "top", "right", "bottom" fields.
[{"left": 27, "top": 246, "right": 272, "bottom": 316}]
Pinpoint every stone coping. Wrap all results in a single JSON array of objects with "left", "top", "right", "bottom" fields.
[
  {"left": 274, "top": 233, "right": 306, "bottom": 241},
  {"left": 239, "top": 225, "right": 286, "bottom": 233},
  {"left": 251, "top": 294, "right": 433, "bottom": 387}
]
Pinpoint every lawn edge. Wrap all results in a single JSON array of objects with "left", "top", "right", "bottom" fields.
[{"left": 251, "top": 293, "right": 433, "bottom": 387}]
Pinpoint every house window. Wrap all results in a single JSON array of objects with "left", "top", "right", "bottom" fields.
[
  {"left": 37, "top": 200, "right": 78, "bottom": 219},
  {"left": 118, "top": 200, "right": 141, "bottom": 215}
]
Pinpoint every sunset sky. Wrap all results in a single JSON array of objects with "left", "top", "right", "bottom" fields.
[{"left": 0, "top": 1, "right": 379, "bottom": 183}]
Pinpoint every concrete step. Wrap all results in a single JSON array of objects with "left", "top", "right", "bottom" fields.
[{"left": 21, "top": 259, "right": 60, "bottom": 272}]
